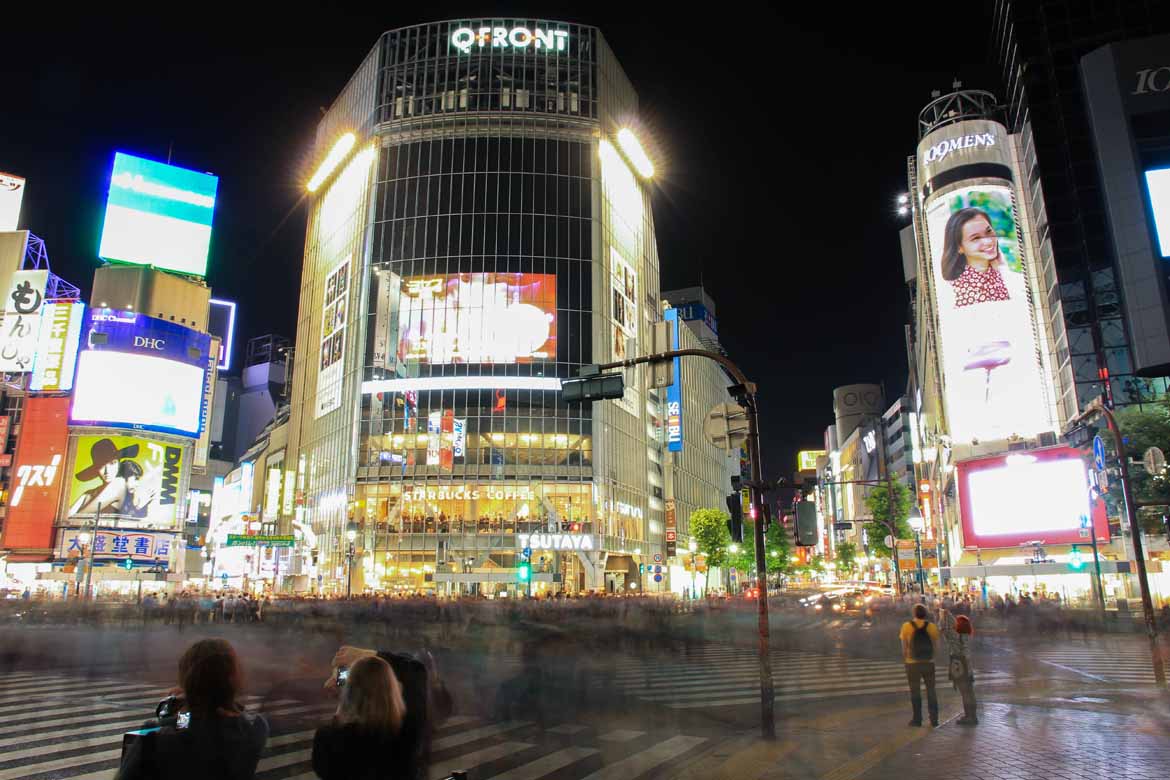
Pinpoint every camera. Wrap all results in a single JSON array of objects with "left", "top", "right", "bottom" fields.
[
  {"left": 155, "top": 695, "right": 184, "bottom": 724},
  {"left": 336, "top": 666, "right": 349, "bottom": 686}
]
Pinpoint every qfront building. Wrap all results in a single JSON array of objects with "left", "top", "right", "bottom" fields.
[{"left": 283, "top": 20, "right": 722, "bottom": 596}]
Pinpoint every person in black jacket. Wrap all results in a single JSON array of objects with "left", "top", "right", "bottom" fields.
[
  {"left": 314, "top": 654, "right": 412, "bottom": 780},
  {"left": 115, "top": 639, "right": 269, "bottom": 780},
  {"left": 320, "top": 646, "right": 432, "bottom": 779}
]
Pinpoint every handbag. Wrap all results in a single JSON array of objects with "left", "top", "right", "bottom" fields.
[{"left": 947, "top": 655, "right": 969, "bottom": 682}]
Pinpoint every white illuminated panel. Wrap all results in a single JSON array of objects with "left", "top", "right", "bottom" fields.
[
  {"left": 967, "top": 457, "right": 1089, "bottom": 537},
  {"left": 208, "top": 298, "right": 237, "bottom": 371},
  {"left": 307, "top": 132, "right": 356, "bottom": 193},
  {"left": 616, "top": 129, "right": 654, "bottom": 178},
  {"left": 1146, "top": 168, "right": 1170, "bottom": 258},
  {"left": 72, "top": 351, "right": 205, "bottom": 435},
  {"left": 361, "top": 376, "right": 562, "bottom": 395}
]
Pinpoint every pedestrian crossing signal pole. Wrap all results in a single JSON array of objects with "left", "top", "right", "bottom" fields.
[{"left": 564, "top": 345, "right": 776, "bottom": 739}]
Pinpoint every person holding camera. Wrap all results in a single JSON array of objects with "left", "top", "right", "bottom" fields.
[
  {"left": 312, "top": 654, "right": 409, "bottom": 779},
  {"left": 115, "top": 639, "right": 269, "bottom": 780}
]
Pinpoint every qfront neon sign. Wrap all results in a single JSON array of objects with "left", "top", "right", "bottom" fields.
[{"left": 450, "top": 26, "right": 568, "bottom": 54}]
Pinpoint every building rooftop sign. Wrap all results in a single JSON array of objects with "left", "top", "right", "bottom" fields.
[{"left": 450, "top": 26, "right": 568, "bottom": 53}]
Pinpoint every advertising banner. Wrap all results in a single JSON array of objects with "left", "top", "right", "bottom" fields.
[
  {"left": 315, "top": 256, "right": 350, "bottom": 419},
  {"left": 59, "top": 528, "right": 174, "bottom": 563},
  {"left": 193, "top": 336, "right": 220, "bottom": 469},
  {"left": 397, "top": 273, "right": 556, "bottom": 365},
  {"left": 224, "top": 534, "right": 294, "bottom": 547},
  {"left": 71, "top": 309, "right": 211, "bottom": 438},
  {"left": 0, "top": 269, "right": 48, "bottom": 373},
  {"left": 68, "top": 433, "right": 185, "bottom": 528},
  {"left": 665, "top": 497, "right": 677, "bottom": 558},
  {"left": 664, "top": 308, "right": 683, "bottom": 452},
  {"left": 924, "top": 184, "right": 1051, "bottom": 442},
  {"left": 0, "top": 397, "right": 70, "bottom": 551},
  {"left": 798, "top": 450, "right": 826, "bottom": 472},
  {"left": 426, "top": 411, "right": 441, "bottom": 466},
  {"left": 30, "top": 302, "right": 85, "bottom": 392},
  {"left": 0, "top": 172, "right": 26, "bottom": 231},
  {"left": 452, "top": 418, "right": 466, "bottom": 460},
  {"left": 957, "top": 446, "right": 1109, "bottom": 548},
  {"left": 98, "top": 152, "right": 218, "bottom": 278}
]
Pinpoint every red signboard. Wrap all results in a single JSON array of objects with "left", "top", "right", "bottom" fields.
[
  {"left": 957, "top": 446, "right": 1109, "bottom": 549},
  {"left": 1, "top": 397, "right": 70, "bottom": 551}
]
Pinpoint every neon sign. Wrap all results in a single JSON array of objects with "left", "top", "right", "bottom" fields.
[{"left": 450, "top": 26, "right": 568, "bottom": 54}]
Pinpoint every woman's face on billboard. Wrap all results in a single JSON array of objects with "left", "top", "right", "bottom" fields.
[{"left": 959, "top": 215, "right": 1000, "bottom": 266}]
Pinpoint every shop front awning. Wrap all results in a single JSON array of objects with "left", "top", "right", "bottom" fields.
[
  {"left": 944, "top": 561, "right": 1131, "bottom": 578},
  {"left": 2, "top": 553, "right": 53, "bottom": 563}
]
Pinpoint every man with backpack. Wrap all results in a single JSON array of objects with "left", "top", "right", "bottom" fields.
[{"left": 900, "top": 603, "right": 940, "bottom": 727}]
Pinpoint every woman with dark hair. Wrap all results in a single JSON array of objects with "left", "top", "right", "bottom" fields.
[
  {"left": 115, "top": 639, "right": 269, "bottom": 780},
  {"left": 940, "top": 207, "right": 1011, "bottom": 308},
  {"left": 313, "top": 655, "right": 410, "bottom": 780}
]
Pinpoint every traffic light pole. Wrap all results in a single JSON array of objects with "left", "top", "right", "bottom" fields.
[{"left": 593, "top": 348, "right": 776, "bottom": 739}]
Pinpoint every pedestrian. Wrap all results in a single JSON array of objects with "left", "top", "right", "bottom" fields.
[
  {"left": 312, "top": 655, "right": 410, "bottom": 779},
  {"left": 899, "top": 603, "right": 940, "bottom": 727},
  {"left": 941, "top": 608, "right": 977, "bottom": 725}
]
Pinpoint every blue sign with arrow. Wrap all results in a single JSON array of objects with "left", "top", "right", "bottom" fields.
[{"left": 1093, "top": 435, "right": 1106, "bottom": 470}]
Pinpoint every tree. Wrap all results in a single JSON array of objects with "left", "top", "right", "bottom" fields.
[
  {"left": 864, "top": 482, "right": 913, "bottom": 559},
  {"left": 835, "top": 541, "right": 859, "bottom": 577},
  {"left": 1109, "top": 405, "right": 1170, "bottom": 535},
  {"left": 689, "top": 507, "right": 731, "bottom": 572},
  {"left": 727, "top": 518, "right": 792, "bottom": 579}
]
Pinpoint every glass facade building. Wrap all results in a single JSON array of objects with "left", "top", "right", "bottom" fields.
[{"left": 284, "top": 20, "right": 676, "bottom": 595}]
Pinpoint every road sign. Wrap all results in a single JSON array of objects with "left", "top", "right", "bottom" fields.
[
  {"left": 1093, "top": 435, "right": 1106, "bottom": 470},
  {"left": 653, "top": 574, "right": 663, "bottom": 583},
  {"left": 1143, "top": 446, "right": 1165, "bottom": 476},
  {"left": 884, "top": 534, "right": 894, "bottom": 548},
  {"left": 652, "top": 553, "right": 663, "bottom": 563},
  {"left": 703, "top": 402, "right": 749, "bottom": 453},
  {"left": 221, "top": 572, "right": 228, "bottom": 582},
  {"left": 654, "top": 565, "right": 662, "bottom": 573},
  {"left": 521, "top": 547, "right": 532, "bottom": 559}
]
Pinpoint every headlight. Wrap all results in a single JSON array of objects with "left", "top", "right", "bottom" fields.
[
  {"left": 814, "top": 604, "right": 822, "bottom": 610},
  {"left": 832, "top": 603, "right": 842, "bottom": 611}
]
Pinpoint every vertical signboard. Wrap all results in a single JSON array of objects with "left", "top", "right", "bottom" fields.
[
  {"left": 665, "top": 497, "right": 677, "bottom": 558},
  {"left": 426, "top": 410, "right": 441, "bottom": 466},
  {"left": 193, "top": 336, "right": 220, "bottom": 469},
  {"left": 452, "top": 418, "right": 466, "bottom": 461},
  {"left": 0, "top": 172, "right": 26, "bottom": 231},
  {"left": 30, "top": 302, "right": 85, "bottom": 391},
  {"left": 0, "top": 269, "right": 48, "bottom": 373},
  {"left": 664, "top": 308, "right": 683, "bottom": 452},
  {"left": 0, "top": 396, "right": 70, "bottom": 551},
  {"left": 315, "top": 256, "right": 350, "bottom": 418}
]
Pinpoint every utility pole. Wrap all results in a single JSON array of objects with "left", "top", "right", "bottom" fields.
[{"left": 83, "top": 504, "right": 101, "bottom": 601}]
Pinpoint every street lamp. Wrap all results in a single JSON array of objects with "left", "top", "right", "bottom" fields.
[
  {"left": 908, "top": 509, "right": 926, "bottom": 594},
  {"left": 345, "top": 522, "right": 358, "bottom": 599},
  {"left": 688, "top": 539, "right": 698, "bottom": 600}
]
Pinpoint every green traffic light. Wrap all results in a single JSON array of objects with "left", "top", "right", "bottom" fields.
[
  {"left": 518, "top": 562, "right": 531, "bottom": 582},
  {"left": 1068, "top": 545, "right": 1084, "bottom": 571}
]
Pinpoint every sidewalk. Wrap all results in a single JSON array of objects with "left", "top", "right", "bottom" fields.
[{"left": 855, "top": 697, "right": 1170, "bottom": 780}]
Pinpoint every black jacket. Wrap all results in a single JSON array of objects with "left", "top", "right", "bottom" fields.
[
  {"left": 115, "top": 711, "right": 268, "bottom": 780},
  {"left": 377, "top": 651, "right": 431, "bottom": 778},
  {"left": 311, "top": 722, "right": 411, "bottom": 780}
]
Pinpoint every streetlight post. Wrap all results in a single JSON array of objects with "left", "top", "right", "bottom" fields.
[
  {"left": 82, "top": 505, "right": 101, "bottom": 601},
  {"left": 688, "top": 539, "right": 697, "bottom": 601},
  {"left": 908, "top": 510, "right": 926, "bottom": 594},
  {"left": 345, "top": 522, "right": 357, "bottom": 599}
]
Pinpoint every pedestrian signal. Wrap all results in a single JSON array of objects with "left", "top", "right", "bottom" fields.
[
  {"left": 1068, "top": 545, "right": 1085, "bottom": 571},
  {"left": 122, "top": 557, "right": 133, "bottom": 571},
  {"left": 517, "top": 562, "right": 531, "bottom": 582}
]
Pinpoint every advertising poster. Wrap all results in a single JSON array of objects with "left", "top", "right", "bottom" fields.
[
  {"left": 397, "top": 273, "right": 556, "bottom": 364},
  {"left": 452, "top": 418, "right": 466, "bottom": 460},
  {"left": 315, "top": 256, "right": 350, "bottom": 419},
  {"left": 68, "top": 434, "right": 185, "bottom": 528},
  {"left": 664, "top": 308, "right": 683, "bottom": 452},
  {"left": 0, "top": 397, "right": 70, "bottom": 551},
  {"left": 925, "top": 185, "right": 1050, "bottom": 442},
  {"left": 59, "top": 528, "right": 174, "bottom": 564},
  {"left": 0, "top": 172, "right": 26, "bottom": 231},
  {"left": 71, "top": 310, "right": 211, "bottom": 438},
  {"left": 98, "top": 152, "right": 219, "bottom": 278},
  {"left": 193, "top": 336, "right": 220, "bottom": 469},
  {"left": 0, "top": 269, "right": 48, "bottom": 373},
  {"left": 957, "top": 447, "right": 1109, "bottom": 548},
  {"left": 426, "top": 411, "right": 441, "bottom": 466},
  {"left": 30, "top": 302, "right": 85, "bottom": 392}
]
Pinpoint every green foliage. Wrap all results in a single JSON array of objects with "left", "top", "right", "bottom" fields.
[
  {"left": 727, "top": 518, "right": 792, "bottom": 575},
  {"left": 864, "top": 482, "right": 913, "bottom": 559},
  {"left": 1112, "top": 406, "right": 1170, "bottom": 535},
  {"left": 689, "top": 507, "right": 731, "bottom": 570},
  {"left": 834, "top": 541, "right": 859, "bottom": 576}
]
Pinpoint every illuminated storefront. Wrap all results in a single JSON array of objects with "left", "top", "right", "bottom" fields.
[{"left": 284, "top": 19, "right": 669, "bottom": 595}]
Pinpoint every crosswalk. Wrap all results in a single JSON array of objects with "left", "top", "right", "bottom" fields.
[
  {"left": 1015, "top": 645, "right": 1163, "bottom": 686},
  {"left": 609, "top": 646, "right": 1016, "bottom": 708},
  {"left": 0, "top": 670, "right": 708, "bottom": 780}
]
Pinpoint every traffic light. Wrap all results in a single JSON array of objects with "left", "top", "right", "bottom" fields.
[
  {"left": 725, "top": 493, "right": 744, "bottom": 544},
  {"left": 638, "top": 563, "right": 645, "bottom": 575},
  {"left": 794, "top": 501, "right": 818, "bottom": 546},
  {"left": 1068, "top": 546, "right": 1085, "bottom": 571},
  {"left": 517, "top": 562, "right": 531, "bottom": 582},
  {"left": 561, "top": 372, "right": 625, "bottom": 402},
  {"left": 122, "top": 557, "right": 133, "bottom": 571}
]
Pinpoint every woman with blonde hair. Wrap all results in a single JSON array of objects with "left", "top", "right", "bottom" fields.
[{"left": 313, "top": 655, "right": 410, "bottom": 779}]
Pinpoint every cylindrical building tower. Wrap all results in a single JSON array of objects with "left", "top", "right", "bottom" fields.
[{"left": 284, "top": 20, "right": 662, "bottom": 595}]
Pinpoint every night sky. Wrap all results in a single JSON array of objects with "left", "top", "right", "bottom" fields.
[{"left": 3, "top": 5, "right": 994, "bottom": 477}]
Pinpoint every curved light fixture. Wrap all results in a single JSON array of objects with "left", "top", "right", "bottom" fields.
[
  {"left": 616, "top": 128, "right": 654, "bottom": 178},
  {"left": 307, "top": 132, "right": 357, "bottom": 192}
]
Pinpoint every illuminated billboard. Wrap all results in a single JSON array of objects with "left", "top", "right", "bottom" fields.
[
  {"left": 925, "top": 184, "right": 1051, "bottom": 442},
  {"left": 316, "top": 256, "right": 350, "bottom": 418},
  {"left": 957, "top": 447, "right": 1108, "bottom": 548},
  {"left": 798, "top": 450, "right": 826, "bottom": 472},
  {"left": 30, "top": 302, "right": 85, "bottom": 392},
  {"left": 0, "top": 172, "right": 25, "bottom": 231},
  {"left": 208, "top": 298, "right": 237, "bottom": 371},
  {"left": 68, "top": 434, "right": 185, "bottom": 528},
  {"left": 1146, "top": 167, "right": 1170, "bottom": 258},
  {"left": 397, "top": 273, "right": 556, "bottom": 365},
  {"left": 0, "top": 269, "right": 48, "bottom": 373},
  {"left": 71, "top": 309, "right": 212, "bottom": 438},
  {"left": 0, "top": 397, "right": 70, "bottom": 551},
  {"left": 98, "top": 152, "right": 218, "bottom": 277}
]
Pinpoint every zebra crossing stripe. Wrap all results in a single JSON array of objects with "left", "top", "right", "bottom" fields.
[
  {"left": 0, "top": 717, "right": 144, "bottom": 749},
  {"left": 428, "top": 741, "right": 535, "bottom": 780},
  {"left": 433, "top": 721, "right": 531, "bottom": 751},
  {"left": 598, "top": 729, "right": 644, "bottom": 742},
  {"left": 0, "top": 746, "right": 122, "bottom": 780},
  {"left": 0, "top": 680, "right": 152, "bottom": 703},
  {"left": 490, "top": 746, "right": 600, "bottom": 780},
  {"left": 578, "top": 735, "right": 706, "bottom": 779},
  {"left": 668, "top": 685, "right": 912, "bottom": 708}
]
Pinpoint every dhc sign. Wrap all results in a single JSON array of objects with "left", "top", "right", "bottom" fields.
[
  {"left": 450, "top": 26, "right": 569, "bottom": 54},
  {"left": 517, "top": 533, "right": 594, "bottom": 551}
]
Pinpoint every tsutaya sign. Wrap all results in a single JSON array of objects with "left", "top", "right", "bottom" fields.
[
  {"left": 450, "top": 26, "right": 569, "bottom": 54},
  {"left": 517, "top": 532, "right": 594, "bottom": 551}
]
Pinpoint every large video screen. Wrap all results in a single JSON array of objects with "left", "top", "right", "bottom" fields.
[
  {"left": 926, "top": 185, "right": 1052, "bottom": 442},
  {"left": 98, "top": 152, "right": 218, "bottom": 278},
  {"left": 1146, "top": 167, "right": 1170, "bottom": 258},
  {"left": 68, "top": 433, "right": 185, "bottom": 528},
  {"left": 71, "top": 310, "right": 211, "bottom": 438},
  {"left": 398, "top": 273, "right": 556, "bottom": 365},
  {"left": 958, "top": 447, "right": 1108, "bottom": 548}
]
